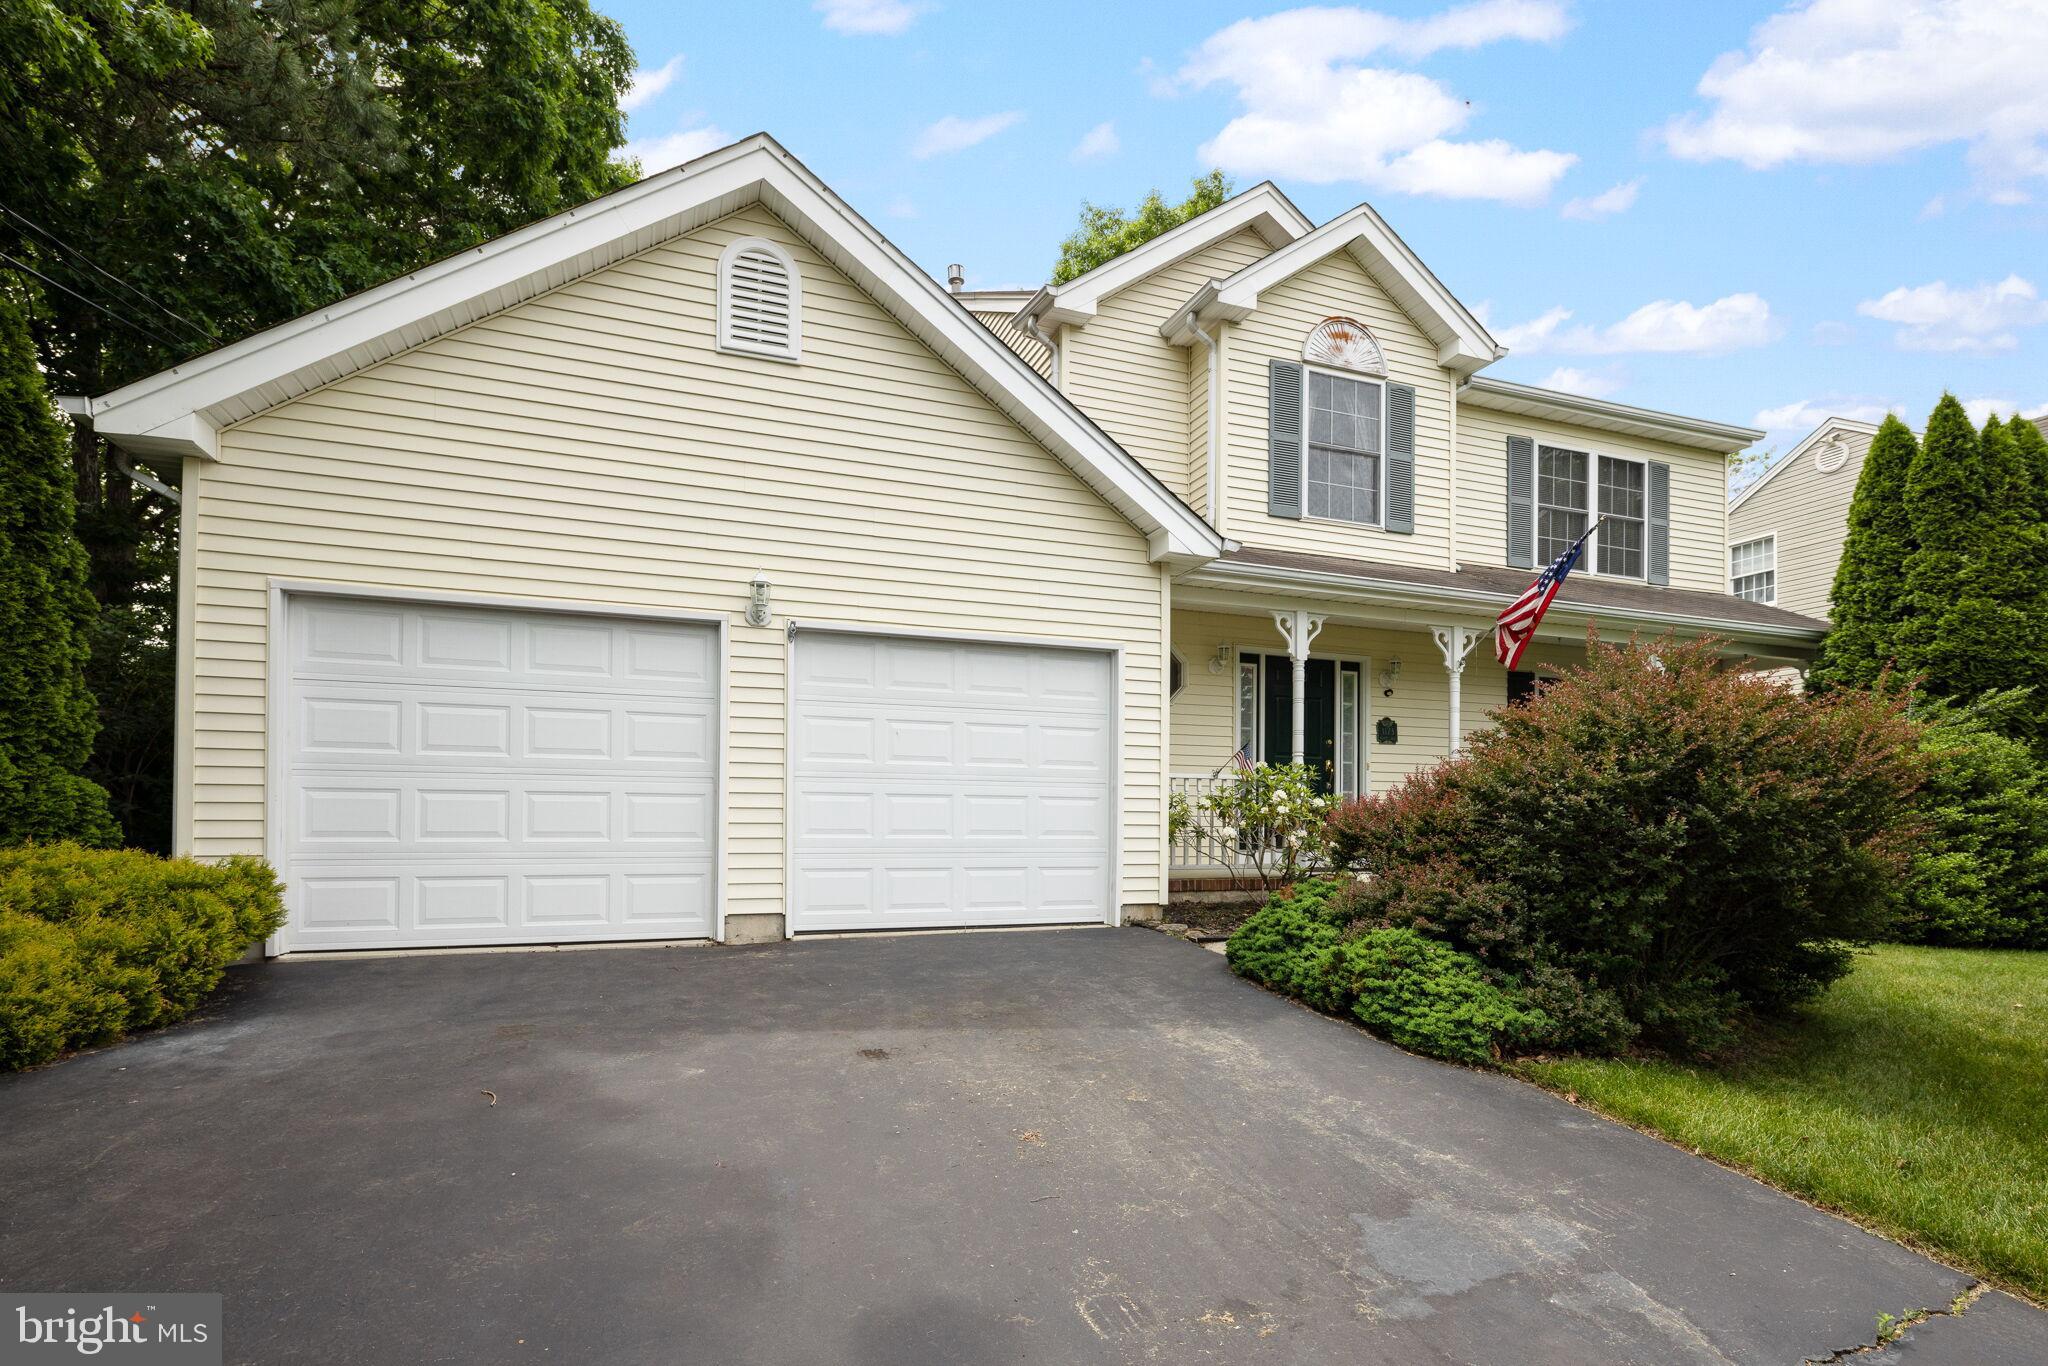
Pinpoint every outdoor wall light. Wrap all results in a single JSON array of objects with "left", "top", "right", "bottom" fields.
[
  {"left": 1209, "top": 642, "right": 1233, "bottom": 674},
  {"left": 1378, "top": 656, "right": 1402, "bottom": 697},
  {"left": 746, "top": 572, "right": 772, "bottom": 627}
]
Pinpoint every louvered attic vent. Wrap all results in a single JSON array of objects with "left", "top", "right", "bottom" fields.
[{"left": 718, "top": 238, "right": 801, "bottom": 360}]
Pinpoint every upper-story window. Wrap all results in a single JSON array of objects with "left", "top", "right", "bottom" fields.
[
  {"left": 1306, "top": 370, "right": 1384, "bottom": 524},
  {"left": 1534, "top": 445, "right": 1648, "bottom": 578},
  {"left": 1731, "top": 535, "right": 1776, "bottom": 603},
  {"left": 1303, "top": 317, "right": 1386, "bottom": 376},
  {"left": 717, "top": 237, "right": 802, "bottom": 360}
]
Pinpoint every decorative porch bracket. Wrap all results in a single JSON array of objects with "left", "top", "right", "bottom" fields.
[
  {"left": 1272, "top": 609, "right": 1327, "bottom": 765},
  {"left": 1432, "top": 624, "right": 1481, "bottom": 755}
]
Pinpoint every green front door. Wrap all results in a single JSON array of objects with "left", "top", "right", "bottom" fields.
[{"left": 1260, "top": 655, "right": 1338, "bottom": 792}]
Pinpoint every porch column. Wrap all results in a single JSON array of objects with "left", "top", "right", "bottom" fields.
[
  {"left": 1432, "top": 625, "right": 1480, "bottom": 754},
  {"left": 1272, "top": 609, "right": 1326, "bottom": 764}
]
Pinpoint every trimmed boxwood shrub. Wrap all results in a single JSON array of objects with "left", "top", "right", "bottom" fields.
[
  {"left": 1328, "top": 929, "right": 1552, "bottom": 1065},
  {"left": 1327, "top": 636, "right": 1922, "bottom": 1056},
  {"left": 1224, "top": 879, "right": 1349, "bottom": 1007},
  {"left": 0, "top": 845, "right": 284, "bottom": 1070}
]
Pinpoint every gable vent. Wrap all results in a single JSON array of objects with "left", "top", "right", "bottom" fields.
[{"left": 718, "top": 238, "right": 802, "bottom": 360}]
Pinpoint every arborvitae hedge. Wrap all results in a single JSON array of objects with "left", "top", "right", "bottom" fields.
[
  {"left": 0, "top": 294, "right": 118, "bottom": 846},
  {"left": 1809, "top": 415, "right": 1919, "bottom": 693}
]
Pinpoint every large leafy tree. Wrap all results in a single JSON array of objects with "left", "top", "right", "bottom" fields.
[
  {"left": 0, "top": 0, "right": 636, "bottom": 848},
  {"left": 1807, "top": 415, "right": 1918, "bottom": 692},
  {"left": 1051, "top": 171, "right": 1233, "bottom": 284},
  {"left": 1896, "top": 397, "right": 2047, "bottom": 753},
  {"left": 0, "top": 289, "right": 120, "bottom": 846}
]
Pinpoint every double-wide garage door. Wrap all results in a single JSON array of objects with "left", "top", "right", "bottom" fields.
[
  {"left": 789, "top": 631, "right": 1115, "bottom": 932},
  {"left": 277, "top": 599, "right": 1115, "bottom": 949},
  {"left": 280, "top": 597, "right": 719, "bottom": 951}
]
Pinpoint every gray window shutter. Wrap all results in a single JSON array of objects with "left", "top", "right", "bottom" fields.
[
  {"left": 1384, "top": 383, "right": 1415, "bottom": 533},
  {"left": 1647, "top": 460, "right": 1671, "bottom": 585},
  {"left": 1268, "top": 359, "right": 1303, "bottom": 519},
  {"left": 1506, "top": 436, "right": 1535, "bottom": 568}
]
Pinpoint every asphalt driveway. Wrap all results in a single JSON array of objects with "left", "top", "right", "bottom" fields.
[{"left": 1, "top": 927, "right": 2041, "bottom": 1365}]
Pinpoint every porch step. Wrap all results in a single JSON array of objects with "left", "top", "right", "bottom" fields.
[{"left": 1166, "top": 883, "right": 1271, "bottom": 907}]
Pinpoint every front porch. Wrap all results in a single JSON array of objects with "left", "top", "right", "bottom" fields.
[{"left": 1167, "top": 598, "right": 1581, "bottom": 876}]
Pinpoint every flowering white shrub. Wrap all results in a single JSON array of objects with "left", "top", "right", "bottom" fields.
[{"left": 1201, "top": 762, "right": 1333, "bottom": 889}]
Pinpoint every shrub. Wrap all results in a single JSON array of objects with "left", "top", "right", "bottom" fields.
[
  {"left": 1328, "top": 929, "right": 1553, "bottom": 1065},
  {"left": 1224, "top": 881, "right": 1348, "bottom": 1006},
  {"left": 1895, "top": 699, "right": 2048, "bottom": 948},
  {"left": 0, "top": 845, "right": 284, "bottom": 1069},
  {"left": 1201, "top": 763, "right": 1334, "bottom": 890},
  {"left": 1328, "top": 635, "right": 1922, "bottom": 1055}
]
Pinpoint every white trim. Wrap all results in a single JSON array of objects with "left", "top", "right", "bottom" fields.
[
  {"left": 1162, "top": 201, "right": 1501, "bottom": 375},
  {"left": 1462, "top": 376, "right": 1763, "bottom": 454},
  {"left": 1730, "top": 531, "right": 1778, "bottom": 605},
  {"left": 1528, "top": 441, "right": 1651, "bottom": 584},
  {"left": 783, "top": 619, "right": 1125, "bottom": 933},
  {"left": 1730, "top": 417, "right": 1882, "bottom": 512},
  {"left": 172, "top": 457, "right": 200, "bottom": 856},
  {"left": 1016, "top": 183, "right": 1312, "bottom": 330},
  {"left": 87, "top": 134, "right": 1223, "bottom": 563},
  {"left": 715, "top": 235, "right": 802, "bottom": 362},
  {"left": 1299, "top": 362, "right": 1389, "bottom": 531},
  {"left": 261, "top": 579, "right": 730, "bottom": 956}
]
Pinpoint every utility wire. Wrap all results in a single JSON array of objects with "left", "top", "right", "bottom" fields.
[
  {"left": 0, "top": 251, "right": 190, "bottom": 353},
  {"left": 0, "top": 202, "right": 209, "bottom": 340}
]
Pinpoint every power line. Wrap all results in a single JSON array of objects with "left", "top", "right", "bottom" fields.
[
  {"left": 0, "top": 202, "right": 210, "bottom": 340},
  {"left": 0, "top": 251, "right": 190, "bottom": 353}
]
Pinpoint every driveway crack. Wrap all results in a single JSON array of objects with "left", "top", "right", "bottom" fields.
[{"left": 1805, "top": 1282, "right": 1986, "bottom": 1361}]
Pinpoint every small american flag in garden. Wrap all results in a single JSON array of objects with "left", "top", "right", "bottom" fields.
[
  {"left": 1231, "top": 744, "right": 1257, "bottom": 774},
  {"left": 1495, "top": 519, "right": 1602, "bottom": 669}
]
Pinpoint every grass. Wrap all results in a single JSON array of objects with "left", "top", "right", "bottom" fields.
[{"left": 1515, "top": 945, "right": 2048, "bottom": 1302}]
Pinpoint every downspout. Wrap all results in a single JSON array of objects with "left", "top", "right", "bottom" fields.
[
  {"left": 116, "top": 451, "right": 182, "bottom": 505},
  {"left": 1190, "top": 321, "right": 1222, "bottom": 534},
  {"left": 1018, "top": 310, "right": 1059, "bottom": 388}
]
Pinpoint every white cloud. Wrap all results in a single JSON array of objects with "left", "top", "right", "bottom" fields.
[
  {"left": 1662, "top": 0, "right": 2048, "bottom": 199},
  {"left": 1753, "top": 398, "right": 1899, "bottom": 434},
  {"left": 1072, "top": 121, "right": 1120, "bottom": 161},
  {"left": 1488, "top": 294, "right": 1775, "bottom": 356},
  {"left": 911, "top": 112, "right": 1023, "bottom": 159},
  {"left": 816, "top": 0, "right": 922, "bottom": 36},
  {"left": 1856, "top": 274, "right": 2048, "bottom": 353},
  {"left": 2027, "top": 402, "right": 2048, "bottom": 419},
  {"left": 1174, "top": 2, "right": 1577, "bottom": 204},
  {"left": 620, "top": 55, "right": 683, "bottom": 114},
  {"left": 1535, "top": 366, "right": 1624, "bottom": 400},
  {"left": 1560, "top": 178, "right": 1641, "bottom": 220},
  {"left": 1961, "top": 397, "right": 2024, "bottom": 426},
  {"left": 620, "top": 125, "right": 730, "bottom": 175}
]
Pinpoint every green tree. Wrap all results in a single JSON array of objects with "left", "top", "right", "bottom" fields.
[
  {"left": 1897, "top": 396, "right": 2046, "bottom": 752},
  {"left": 0, "top": 0, "right": 636, "bottom": 848},
  {"left": 2009, "top": 413, "right": 2048, "bottom": 522},
  {"left": 0, "top": 290, "right": 119, "bottom": 846},
  {"left": 1051, "top": 171, "right": 1233, "bottom": 284},
  {"left": 1808, "top": 415, "right": 1918, "bottom": 692}
]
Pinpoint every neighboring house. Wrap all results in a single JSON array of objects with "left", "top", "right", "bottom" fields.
[
  {"left": 1727, "top": 418, "right": 1882, "bottom": 620},
  {"left": 77, "top": 134, "right": 1824, "bottom": 953}
]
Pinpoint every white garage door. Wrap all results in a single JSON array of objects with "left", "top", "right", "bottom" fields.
[
  {"left": 790, "top": 631, "right": 1115, "bottom": 932},
  {"left": 279, "top": 596, "right": 718, "bottom": 951}
]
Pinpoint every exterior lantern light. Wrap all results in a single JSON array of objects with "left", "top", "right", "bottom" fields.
[
  {"left": 1378, "top": 656, "right": 1402, "bottom": 696},
  {"left": 1209, "top": 642, "right": 1233, "bottom": 674},
  {"left": 746, "top": 572, "right": 772, "bottom": 627}
]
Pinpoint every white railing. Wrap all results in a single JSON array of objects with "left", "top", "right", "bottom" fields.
[{"left": 1170, "top": 772, "right": 1282, "bottom": 874}]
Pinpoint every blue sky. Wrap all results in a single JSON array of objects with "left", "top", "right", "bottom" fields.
[{"left": 605, "top": 1, "right": 2048, "bottom": 466}]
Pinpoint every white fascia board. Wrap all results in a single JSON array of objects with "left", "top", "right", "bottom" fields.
[
  {"left": 1015, "top": 183, "right": 1312, "bottom": 331},
  {"left": 1460, "top": 376, "right": 1765, "bottom": 454},
  {"left": 1187, "top": 559, "right": 1826, "bottom": 643},
  {"left": 87, "top": 131, "right": 1221, "bottom": 560},
  {"left": 1165, "top": 202, "right": 1502, "bottom": 372},
  {"left": 1729, "top": 416, "right": 1882, "bottom": 512}
]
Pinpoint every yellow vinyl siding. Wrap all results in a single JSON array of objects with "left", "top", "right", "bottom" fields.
[
  {"left": 1169, "top": 610, "right": 1585, "bottom": 796},
  {"left": 1221, "top": 250, "right": 1456, "bottom": 566},
  {"left": 1061, "top": 230, "right": 1272, "bottom": 499},
  {"left": 969, "top": 309, "right": 1052, "bottom": 377},
  {"left": 1456, "top": 406, "right": 1732, "bottom": 594},
  {"left": 183, "top": 204, "right": 1168, "bottom": 916},
  {"left": 1729, "top": 431, "right": 1870, "bottom": 620}
]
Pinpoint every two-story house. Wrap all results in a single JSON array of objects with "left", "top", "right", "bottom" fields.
[
  {"left": 76, "top": 135, "right": 1825, "bottom": 951},
  {"left": 1726, "top": 418, "right": 1882, "bottom": 619}
]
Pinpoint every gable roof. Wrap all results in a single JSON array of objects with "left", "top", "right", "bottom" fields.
[
  {"left": 1729, "top": 416, "right": 1882, "bottom": 512},
  {"left": 1011, "top": 183, "right": 1312, "bottom": 330},
  {"left": 1461, "top": 376, "right": 1765, "bottom": 454},
  {"left": 83, "top": 133, "right": 1223, "bottom": 562},
  {"left": 1158, "top": 200, "right": 1503, "bottom": 375}
]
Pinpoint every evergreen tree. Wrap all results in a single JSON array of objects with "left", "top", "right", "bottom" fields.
[
  {"left": 1808, "top": 415, "right": 1918, "bottom": 691},
  {"left": 1898, "top": 395, "right": 2046, "bottom": 753},
  {"left": 2010, "top": 414, "right": 2048, "bottom": 523},
  {"left": 0, "top": 291, "right": 119, "bottom": 846}
]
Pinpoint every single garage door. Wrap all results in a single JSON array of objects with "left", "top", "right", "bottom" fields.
[
  {"left": 279, "top": 596, "right": 718, "bottom": 951},
  {"left": 789, "top": 631, "right": 1115, "bottom": 932}
]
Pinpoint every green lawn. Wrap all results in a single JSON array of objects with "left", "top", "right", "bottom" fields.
[{"left": 1516, "top": 945, "right": 2048, "bottom": 1302}]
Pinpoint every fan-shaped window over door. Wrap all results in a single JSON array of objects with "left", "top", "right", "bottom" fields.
[{"left": 718, "top": 237, "right": 802, "bottom": 360}]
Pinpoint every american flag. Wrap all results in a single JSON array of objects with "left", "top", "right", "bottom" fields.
[
  {"left": 1495, "top": 521, "right": 1600, "bottom": 669},
  {"left": 1230, "top": 744, "right": 1257, "bottom": 774}
]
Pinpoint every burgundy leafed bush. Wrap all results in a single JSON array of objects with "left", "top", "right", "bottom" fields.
[{"left": 1326, "top": 634, "right": 1922, "bottom": 1054}]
